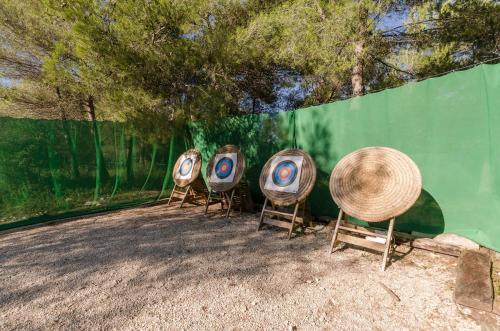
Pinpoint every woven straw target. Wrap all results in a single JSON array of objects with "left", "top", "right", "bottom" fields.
[
  {"left": 206, "top": 144, "right": 246, "bottom": 192},
  {"left": 173, "top": 149, "right": 202, "bottom": 188},
  {"left": 259, "top": 149, "right": 316, "bottom": 207},
  {"left": 329, "top": 147, "right": 422, "bottom": 222}
]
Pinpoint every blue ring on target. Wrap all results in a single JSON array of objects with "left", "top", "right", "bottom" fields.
[
  {"left": 272, "top": 160, "right": 298, "bottom": 187},
  {"left": 179, "top": 158, "right": 193, "bottom": 176},
  {"left": 215, "top": 157, "right": 234, "bottom": 179}
]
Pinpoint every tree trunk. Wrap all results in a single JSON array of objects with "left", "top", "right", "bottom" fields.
[
  {"left": 141, "top": 143, "right": 158, "bottom": 192},
  {"left": 110, "top": 124, "right": 126, "bottom": 200},
  {"left": 158, "top": 136, "right": 175, "bottom": 200},
  {"left": 86, "top": 95, "right": 109, "bottom": 203},
  {"left": 351, "top": 4, "right": 368, "bottom": 97},
  {"left": 352, "top": 40, "right": 364, "bottom": 96},
  {"left": 64, "top": 121, "right": 80, "bottom": 178},
  {"left": 47, "top": 122, "right": 63, "bottom": 203},
  {"left": 56, "top": 87, "right": 80, "bottom": 178},
  {"left": 126, "top": 136, "right": 136, "bottom": 182}
]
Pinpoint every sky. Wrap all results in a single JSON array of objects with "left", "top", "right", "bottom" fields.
[{"left": 0, "top": 78, "right": 14, "bottom": 87}]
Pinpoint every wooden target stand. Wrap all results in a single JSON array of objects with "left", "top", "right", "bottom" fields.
[
  {"left": 258, "top": 198, "right": 311, "bottom": 239},
  {"left": 257, "top": 149, "right": 316, "bottom": 239},
  {"left": 167, "top": 178, "right": 209, "bottom": 208},
  {"left": 329, "top": 210, "right": 396, "bottom": 271},
  {"left": 204, "top": 183, "right": 249, "bottom": 218},
  {"left": 167, "top": 149, "right": 210, "bottom": 208},
  {"left": 328, "top": 147, "right": 422, "bottom": 271},
  {"left": 203, "top": 145, "right": 247, "bottom": 218}
]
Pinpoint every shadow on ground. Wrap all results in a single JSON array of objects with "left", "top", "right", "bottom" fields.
[
  {"left": 0, "top": 204, "right": 326, "bottom": 329},
  {"left": 0, "top": 203, "right": 486, "bottom": 330}
]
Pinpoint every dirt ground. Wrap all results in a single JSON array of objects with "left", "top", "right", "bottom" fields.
[{"left": 1, "top": 203, "right": 499, "bottom": 330}]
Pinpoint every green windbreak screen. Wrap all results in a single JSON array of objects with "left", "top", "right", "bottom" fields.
[
  {"left": 0, "top": 119, "right": 185, "bottom": 230},
  {"left": 192, "top": 64, "right": 500, "bottom": 251},
  {"left": 1, "top": 64, "right": 499, "bottom": 252}
]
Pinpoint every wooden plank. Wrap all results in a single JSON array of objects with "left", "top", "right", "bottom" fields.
[
  {"left": 454, "top": 250, "right": 493, "bottom": 312},
  {"left": 337, "top": 233, "right": 386, "bottom": 252},
  {"left": 399, "top": 237, "right": 461, "bottom": 257},
  {"left": 332, "top": 220, "right": 462, "bottom": 257},
  {"left": 263, "top": 209, "right": 305, "bottom": 224},
  {"left": 263, "top": 218, "right": 292, "bottom": 230},
  {"left": 338, "top": 225, "right": 386, "bottom": 238},
  {"left": 381, "top": 218, "right": 395, "bottom": 271},
  {"left": 264, "top": 209, "right": 295, "bottom": 218}
]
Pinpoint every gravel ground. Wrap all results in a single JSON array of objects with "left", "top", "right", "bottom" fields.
[{"left": 0, "top": 203, "right": 497, "bottom": 330}]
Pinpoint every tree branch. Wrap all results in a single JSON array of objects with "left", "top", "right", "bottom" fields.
[{"left": 369, "top": 54, "right": 415, "bottom": 78}]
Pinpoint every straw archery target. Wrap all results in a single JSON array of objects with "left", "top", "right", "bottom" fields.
[
  {"left": 264, "top": 155, "right": 303, "bottom": 193},
  {"left": 175, "top": 154, "right": 197, "bottom": 180},
  {"left": 210, "top": 153, "right": 237, "bottom": 183}
]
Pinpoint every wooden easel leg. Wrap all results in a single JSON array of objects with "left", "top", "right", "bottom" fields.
[
  {"left": 288, "top": 203, "right": 300, "bottom": 240},
  {"left": 239, "top": 189, "right": 243, "bottom": 214},
  {"left": 301, "top": 201, "right": 310, "bottom": 227},
  {"left": 381, "top": 217, "right": 396, "bottom": 271},
  {"left": 225, "top": 189, "right": 235, "bottom": 218},
  {"left": 219, "top": 192, "right": 224, "bottom": 212},
  {"left": 257, "top": 198, "right": 268, "bottom": 231},
  {"left": 329, "top": 209, "right": 344, "bottom": 253},
  {"left": 179, "top": 185, "right": 190, "bottom": 208},
  {"left": 167, "top": 184, "right": 177, "bottom": 206},
  {"left": 204, "top": 189, "right": 212, "bottom": 214}
]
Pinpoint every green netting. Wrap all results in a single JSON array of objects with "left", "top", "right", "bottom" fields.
[
  {"left": 191, "top": 64, "right": 500, "bottom": 251},
  {"left": 1, "top": 64, "right": 499, "bottom": 252},
  {"left": 0, "top": 118, "right": 185, "bottom": 230}
]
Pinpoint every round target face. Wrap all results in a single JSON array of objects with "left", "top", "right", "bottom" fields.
[
  {"left": 272, "top": 160, "right": 298, "bottom": 187},
  {"left": 179, "top": 158, "right": 193, "bottom": 176},
  {"left": 215, "top": 157, "right": 234, "bottom": 179}
]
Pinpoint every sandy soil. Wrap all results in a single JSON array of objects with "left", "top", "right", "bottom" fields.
[{"left": 0, "top": 203, "right": 498, "bottom": 330}]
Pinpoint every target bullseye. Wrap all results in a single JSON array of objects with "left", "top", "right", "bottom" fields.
[
  {"left": 272, "top": 160, "right": 298, "bottom": 187},
  {"left": 215, "top": 157, "right": 234, "bottom": 179},
  {"left": 179, "top": 158, "right": 193, "bottom": 176}
]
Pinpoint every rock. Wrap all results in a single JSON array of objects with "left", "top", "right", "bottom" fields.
[
  {"left": 288, "top": 325, "right": 297, "bottom": 331},
  {"left": 317, "top": 216, "right": 333, "bottom": 224},
  {"left": 433, "top": 233, "right": 480, "bottom": 250},
  {"left": 458, "top": 306, "right": 472, "bottom": 315},
  {"left": 454, "top": 250, "right": 493, "bottom": 312},
  {"left": 311, "top": 224, "right": 324, "bottom": 231}
]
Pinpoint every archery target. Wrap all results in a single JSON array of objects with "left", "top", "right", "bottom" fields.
[
  {"left": 175, "top": 154, "right": 197, "bottom": 180},
  {"left": 264, "top": 155, "right": 303, "bottom": 193},
  {"left": 210, "top": 153, "right": 237, "bottom": 183}
]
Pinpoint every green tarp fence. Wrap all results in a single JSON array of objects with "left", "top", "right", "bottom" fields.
[
  {"left": 1, "top": 64, "right": 499, "bottom": 252},
  {"left": 0, "top": 119, "right": 186, "bottom": 230},
  {"left": 191, "top": 63, "right": 500, "bottom": 252}
]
